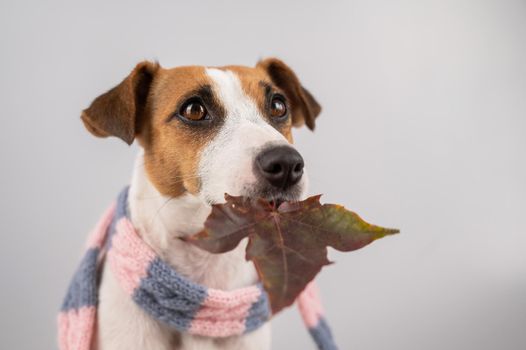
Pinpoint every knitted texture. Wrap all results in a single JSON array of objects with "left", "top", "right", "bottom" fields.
[{"left": 58, "top": 187, "right": 338, "bottom": 350}]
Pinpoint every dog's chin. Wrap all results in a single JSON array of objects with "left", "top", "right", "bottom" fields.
[
  {"left": 242, "top": 184, "right": 304, "bottom": 206},
  {"left": 200, "top": 186, "right": 304, "bottom": 207}
]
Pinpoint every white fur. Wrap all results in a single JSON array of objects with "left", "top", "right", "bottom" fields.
[
  {"left": 96, "top": 69, "right": 307, "bottom": 349},
  {"left": 199, "top": 68, "right": 307, "bottom": 204}
]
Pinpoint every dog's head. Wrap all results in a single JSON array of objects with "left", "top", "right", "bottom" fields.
[{"left": 82, "top": 58, "right": 321, "bottom": 204}]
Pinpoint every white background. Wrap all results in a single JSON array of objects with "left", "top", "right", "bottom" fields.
[{"left": 1, "top": 0, "right": 525, "bottom": 349}]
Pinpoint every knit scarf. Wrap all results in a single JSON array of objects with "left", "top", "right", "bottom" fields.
[{"left": 58, "top": 187, "right": 338, "bottom": 350}]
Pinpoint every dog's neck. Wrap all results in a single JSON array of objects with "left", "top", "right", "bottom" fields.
[{"left": 127, "top": 153, "right": 258, "bottom": 290}]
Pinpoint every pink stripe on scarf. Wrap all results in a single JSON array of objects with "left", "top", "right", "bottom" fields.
[
  {"left": 57, "top": 306, "right": 96, "bottom": 350},
  {"left": 189, "top": 317, "right": 248, "bottom": 337},
  {"left": 203, "top": 286, "right": 262, "bottom": 308},
  {"left": 188, "top": 287, "right": 262, "bottom": 336},
  {"left": 85, "top": 202, "right": 116, "bottom": 249},
  {"left": 297, "top": 281, "right": 324, "bottom": 328},
  {"left": 107, "top": 218, "right": 156, "bottom": 295}
]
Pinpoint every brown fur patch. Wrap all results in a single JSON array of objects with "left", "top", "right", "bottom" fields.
[
  {"left": 137, "top": 66, "right": 222, "bottom": 197},
  {"left": 81, "top": 62, "right": 160, "bottom": 145}
]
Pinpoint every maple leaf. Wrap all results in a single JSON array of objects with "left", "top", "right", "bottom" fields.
[{"left": 185, "top": 195, "right": 399, "bottom": 314}]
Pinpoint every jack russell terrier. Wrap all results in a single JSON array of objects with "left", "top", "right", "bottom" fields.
[{"left": 59, "top": 58, "right": 338, "bottom": 350}]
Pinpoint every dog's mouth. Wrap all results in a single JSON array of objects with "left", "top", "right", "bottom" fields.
[
  {"left": 250, "top": 185, "right": 303, "bottom": 208},
  {"left": 204, "top": 193, "right": 292, "bottom": 208},
  {"left": 263, "top": 189, "right": 304, "bottom": 209},
  {"left": 268, "top": 197, "right": 286, "bottom": 208},
  {"left": 203, "top": 183, "right": 303, "bottom": 208},
  {"left": 238, "top": 195, "right": 290, "bottom": 210}
]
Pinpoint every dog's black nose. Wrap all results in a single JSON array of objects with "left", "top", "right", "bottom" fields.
[{"left": 255, "top": 146, "right": 304, "bottom": 189}]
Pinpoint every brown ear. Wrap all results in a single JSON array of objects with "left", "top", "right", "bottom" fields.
[
  {"left": 257, "top": 58, "right": 321, "bottom": 130},
  {"left": 81, "top": 61, "right": 160, "bottom": 145}
]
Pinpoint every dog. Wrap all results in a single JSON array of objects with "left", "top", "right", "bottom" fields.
[{"left": 80, "top": 58, "right": 321, "bottom": 350}]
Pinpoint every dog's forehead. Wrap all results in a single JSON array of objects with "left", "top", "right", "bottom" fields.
[
  {"left": 211, "top": 66, "right": 274, "bottom": 109},
  {"left": 153, "top": 66, "right": 208, "bottom": 97},
  {"left": 152, "top": 65, "right": 271, "bottom": 112},
  {"left": 219, "top": 65, "right": 271, "bottom": 89}
]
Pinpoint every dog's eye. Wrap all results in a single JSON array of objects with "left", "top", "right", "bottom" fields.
[
  {"left": 180, "top": 101, "right": 208, "bottom": 121},
  {"left": 270, "top": 96, "right": 287, "bottom": 119}
]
